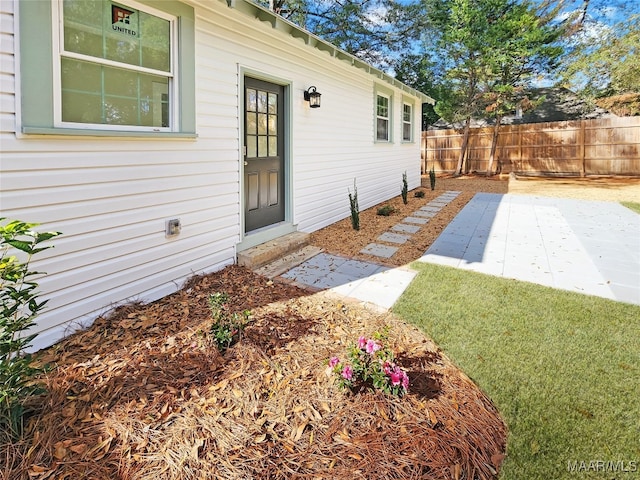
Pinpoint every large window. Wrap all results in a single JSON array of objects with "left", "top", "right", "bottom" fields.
[
  {"left": 19, "top": 0, "right": 195, "bottom": 136},
  {"left": 402, "top": 102, "right": 413, "bottom": 142},
  {"left": 59, "top": 1, "right": 173, "bottom": 130},
  {"left": 376, "top": 93, "right": 390, "bottom": 142}
]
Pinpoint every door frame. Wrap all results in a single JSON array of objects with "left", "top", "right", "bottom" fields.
[{"left": 237, "top": 67, "right": 295, "bottom": 251}]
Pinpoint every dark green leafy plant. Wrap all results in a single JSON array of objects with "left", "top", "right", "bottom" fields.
[
  {"left": 401, "top": 171, "right": 408, "bottom": 204},
  {"left": 429, "top": 166, "right": 436, "bottom": 191},
  {"left": 348, "top": 179, "right": 360, "bottom": 231},
  {"left": 208, "top": 292, "right": 250, "bottom": 353},
  {"left": 377, "top": 205, "right": 395, "bottom": 216},
  {"left": 1, "top": 218, "right": 60, "bottom": 439},
  {"left": 414, "top": 190, "right": 426, "bottom": 198}
]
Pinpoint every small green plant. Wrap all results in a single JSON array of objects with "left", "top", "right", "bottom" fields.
[
  {"left": 1, "top": 219, "right": 60, "bottom": 439},
  {"left": 348, "top": 179, "right": 360, "bottom": 231},
  {"left": 414, "top": 190, "right": 426, "bottom": 198},
  {"left": 208, "top": 292, "right": 250, "bottom": 353},
  {"left": 376, "top": 205, "right": 395, "bottom": 216},
  {"left": 328, "top": 329, "right": 409, "bottom": 396},
  {"left": 429, "top": 166, "right": 436, "bottom": 191},
  {"left": 401, "top": 171, "right": 408, "bottom": 204}
]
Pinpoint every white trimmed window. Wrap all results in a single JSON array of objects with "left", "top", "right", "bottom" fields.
[
  {"left": 55, "top": 0, "right": 176, "bottom": 131},
  {"left": 376, "top": 93, "right": 391, "bottom": 142},
  {"left": 402, "top": 102, "right": 413, "bottom": 142}
]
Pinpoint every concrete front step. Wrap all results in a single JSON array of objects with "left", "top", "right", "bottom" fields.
[
  {"left": 255, "top": 245, "right": 323, "bottom": 279},
  {"left": 237, "top": 231, "right": 311, "bottom": 270}
]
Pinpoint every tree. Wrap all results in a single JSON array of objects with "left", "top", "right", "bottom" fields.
[
  {"left": 420, "top": 0, "right": 564, "bottom": 175},
  {"left": 256, "top": 0, "right": 422, "bottom": 70},
  {"left": 423, "top": 0, "right": 512, "bottom": 175},
  {"left": 560, "top": 13, "right": 639, "bottom": 97},
  {"left": 482, "top": 0, "right": 563, "bottom": 175}
]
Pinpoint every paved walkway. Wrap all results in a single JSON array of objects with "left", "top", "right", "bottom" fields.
[{"left": 281, "top": 193, "right": 640, "bottom": 308}]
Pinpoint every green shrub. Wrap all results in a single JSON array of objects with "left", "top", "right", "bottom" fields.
[
  {"left": 377, "top": 205, "right": 395, "bottom": 216},
  {"left": 401, "top": 171, "right": 408, "bottom": 204},
  {"left": 1, "top": 219, "right": 60, "bottom": 439},
  {"left": 208, "top": 292, "right": 250, "bottom": 353},
  {"left": 414, "top": 190, "right": 426, "bottom": 198},
  {"left": 348, "top": 180, "right": 360, "bottom": 231}
]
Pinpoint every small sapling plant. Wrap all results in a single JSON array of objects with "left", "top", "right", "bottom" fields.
[
  {"left": 429, "top": 166, "right": 436, "bottom": 191},
  {"left": 401, "top": 171, "right": 408, "bottom": 204},
  {"left": 208, "top": 292, "right": 250, "bottom": 353},
  {"left": 348, "top": 179, "right": 360, "bottom": 231},
  {"left": 1, "top": 219, "right": 61, "bottom": 439},
  {"left": 414, "top": 190, "right": 426, "bottom": 198}
]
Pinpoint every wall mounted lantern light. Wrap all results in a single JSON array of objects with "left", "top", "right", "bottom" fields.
[{"left": 304, "top": 86, "right": 322, "bottom": 108}]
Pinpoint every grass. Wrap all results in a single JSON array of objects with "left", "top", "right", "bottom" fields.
[
  {"left": 393, "top": 263, "right": 640, "bottom": 480},
  {"left": 621, "top": 201, "right": 640, "bottom": 214}
]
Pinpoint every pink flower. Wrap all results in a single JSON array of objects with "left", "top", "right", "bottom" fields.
[
  {"left": 402, "top": 371, "right": 409, "bottom": 391},
  {"left": 329, "top": 356, "right": 340, "bottom": 368},
  {"left": 390, "top": 368, "right": 403, "bottom": 386},
  {"left": 357, "top": 336, "right": 367, "bottom": 349},
  {"left": 366, "top": 339, "right": 381, "bottom": 354},
  {"left": 341, "top": 365, "right": 353, "bottom": 380},
  {"left": 383, "top": 361, "right": 393, "bottom": 375}
]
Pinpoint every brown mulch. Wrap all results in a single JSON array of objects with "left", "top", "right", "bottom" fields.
[{"left": 2, "top": 265, "right": 507, "bottom": 480}]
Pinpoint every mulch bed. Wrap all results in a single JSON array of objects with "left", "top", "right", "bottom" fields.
[{"left": 3, "top": 266, "right": 507, "bottom": 480}]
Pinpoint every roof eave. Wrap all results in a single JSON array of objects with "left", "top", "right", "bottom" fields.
[{"left": 221, "top": 0, "right": 435, "bottom": 104}]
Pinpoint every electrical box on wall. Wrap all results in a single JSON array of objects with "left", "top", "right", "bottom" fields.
[{"left": 165, "top": 218, "right": 181, "bottom": 237}]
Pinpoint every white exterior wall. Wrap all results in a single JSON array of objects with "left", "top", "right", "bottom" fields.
[{"left": 0, "top": 0, "right": 425, "bottom": 350}]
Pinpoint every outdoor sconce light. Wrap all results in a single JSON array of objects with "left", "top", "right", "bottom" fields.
[{"left": 304, "top": 86, "right": 322, "bottom": 108}]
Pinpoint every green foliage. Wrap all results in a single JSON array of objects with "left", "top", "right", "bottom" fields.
[
  {"left": 208, "top": 293, "right": 250, "bottom": 353},
  {"left": 429, "top": 167, "right": 436, "bottom": 191},
  {"left": 401, "top": 171, "right": 408, "bottom": 205},
  {"left": 560, "top": 13, "right": 639, "bottom": 97},
  {"left": 1, "top": 218, "right": 60, "bottom": 439},
  {"left": 376, "top": 205, "right": 395, "bottom": 216},
  {"left": 414, "top": 190, "right": 426, "bottom": 198},
  {"left": 348, "top": 180, "right": 360, "bottom": 231},
  {"left": 328, "top": 329, "right": 409, "bottom": 396},
  {"left": 258, "top": 0, "right": 423, "bottom": 71}
]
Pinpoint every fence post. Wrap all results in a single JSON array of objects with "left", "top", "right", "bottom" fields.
[
  {"left": 518, "top": 124, "right": 523, "bottom": 174},
  {"left": 579, "top": 120, "right": 586, "bottom": 177}
]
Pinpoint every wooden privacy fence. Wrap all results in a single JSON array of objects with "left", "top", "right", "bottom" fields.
[{"left": 422, "top": 117, "right": 640, "bottom": 176}]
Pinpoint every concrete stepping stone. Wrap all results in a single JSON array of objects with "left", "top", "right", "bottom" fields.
[
  {"left": 404, "top": 216, "right": 429, "bottom": 224},
  {"left": 392, "top": 223, "right": 421, "bottom": 234},
  {"left": 377, "top": 232, "right": 411, "bottom": 244},
  {"left": 420, "top": 205, "right": 442, "bottom": 212},
  {"left": 360, "top": 243, "right": 398, "bottom": 258},
  {"left": 413, "top": 210, "right": 437, "bottom": 218}
]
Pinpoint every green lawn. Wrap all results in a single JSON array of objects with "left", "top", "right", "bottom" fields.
[
  {"left": 621, "top": 201, "right": 640, "bottom": 214},
  {"left": 393, "top": 263, "right": 640, "bottom": 480}
]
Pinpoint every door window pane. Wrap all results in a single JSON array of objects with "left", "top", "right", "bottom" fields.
[
  {"left": 246, "top": 112, "right": 257, "bottom": 135},
  {"left": 268, "top": 136, "right": 277, "bottom": 156},
  {"left": 258, "top": 136, "right": 268, "bottom": 157}
]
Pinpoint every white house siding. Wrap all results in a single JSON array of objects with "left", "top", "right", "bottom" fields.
[{"left": 0, "top": 0, "right": 426, "bottom": 351}]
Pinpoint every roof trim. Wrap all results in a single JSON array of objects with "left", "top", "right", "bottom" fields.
[{"left": 222, "top": 0, "right": 435, "bottom": 104}]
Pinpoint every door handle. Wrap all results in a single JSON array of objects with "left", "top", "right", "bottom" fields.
[{"left": 244, "top": 161, "right": 248, "bottom": 166}]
